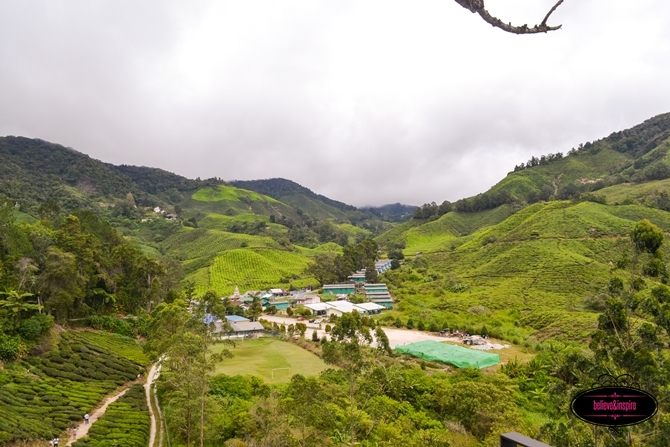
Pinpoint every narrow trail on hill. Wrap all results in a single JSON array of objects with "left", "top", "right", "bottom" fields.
[
  {"left": 66, "top": 386, "right": 129, "bottom": 446},
  {"left": 145, "top": 361, "right": 163, "bottom": 447},
  {"left": 551, "top": 173, "right": 563, "bottom": 196}
]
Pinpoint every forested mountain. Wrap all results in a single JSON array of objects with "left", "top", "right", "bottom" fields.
[
  {"left": 363, "top": 202, "right": 416, "bottom": 222},
  {"left": 409, "top": 112, "right": 670, "bottom": 220},
  {"left": 0, "top": 136, "right": 141, "bottom": 212},
  {"left": 5, "top": 113, "right": 670, "bottom": 447},
  {"left": 230, "top": 177, "right": 379, "bottom": 222}
]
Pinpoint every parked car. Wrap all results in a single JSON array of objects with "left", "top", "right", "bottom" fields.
[
  {"left": 308, "top": 319, "right": 316, "bottom": 323},
  {"left": 297, "top": 317, "right": 306, "bottom": 321}
]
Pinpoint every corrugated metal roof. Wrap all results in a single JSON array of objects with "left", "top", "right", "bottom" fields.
[{"left": 231, "top": 321, "right": 265, "bottom": 332}]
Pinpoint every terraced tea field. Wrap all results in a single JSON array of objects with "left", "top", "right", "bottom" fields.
[
  {"left": 76, "top": 331, "right": 150, "bottom": 366},
  {"left": 163, "top": 228, "right": 282, "bottom": 260},
  {"left": 382, "top": 200, "right": 670, "bottom": 342},
  {"left": 0, "top": 332, "right": 145, "bottom": 444},
  {"left": 199, "top": 249, "right": 317, "bottom": 295},
  {"left": 71, "top": 385, "right": 149, "bottom": 447},
  {"left": 192, "top": 184, "right": 278, "bottom": 203}
]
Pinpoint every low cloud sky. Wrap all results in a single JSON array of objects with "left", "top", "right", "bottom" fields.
[{"left": 1, "top": 0, "right": 669, "bottom": 207}]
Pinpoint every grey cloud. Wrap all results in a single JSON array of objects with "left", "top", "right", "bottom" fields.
[{"left": 1, "top": 0, "right": 670, "bottom": 207}]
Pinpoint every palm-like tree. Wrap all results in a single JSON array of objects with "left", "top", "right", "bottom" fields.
[{"left": 0, "top": 290, "right": 43, "bottom": 324}]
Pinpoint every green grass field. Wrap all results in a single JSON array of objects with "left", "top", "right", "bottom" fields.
[{"left": 210, "top": 338, "right": 328, "bottom": 383}]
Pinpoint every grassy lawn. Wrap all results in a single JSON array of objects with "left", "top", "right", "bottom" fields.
[{"left": 210, "top": 338, "right": 328, "bottom": 384}]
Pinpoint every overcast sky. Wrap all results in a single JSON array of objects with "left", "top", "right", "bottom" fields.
[{"left": 1, "top": 1, "right": 669, "bottom": 207}]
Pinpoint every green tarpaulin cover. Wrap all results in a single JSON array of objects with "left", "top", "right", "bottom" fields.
[{"left": 395, "top": 340, "right": 500, "bottom": 369}]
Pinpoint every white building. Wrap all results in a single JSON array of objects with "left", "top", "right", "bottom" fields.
[{"left": 304, "top": 301, "right": 385, "bottom": 317}]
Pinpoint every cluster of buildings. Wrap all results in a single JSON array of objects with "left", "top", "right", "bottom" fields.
[
  {"left": 321, "top": 283, "right": 393, "bottom": 309},
  {"left": 346, "top": 259, "right": 393, "bottom": 283},
  {"left": 221, "top": 258, "right": 395, "bottom": 319},
  {"left": 229, "top": 287, "right": 321, "bottom": 312}
]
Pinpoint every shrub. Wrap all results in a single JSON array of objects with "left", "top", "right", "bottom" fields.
[
  {"left": 85, "top": 315, "right": 135, "bottom": 337},
  {"left": 17, "top": 314, "right": 54, "bottom": 341},
  {"left": 0, "top": 336, "right": 22, "bottom": 362}
]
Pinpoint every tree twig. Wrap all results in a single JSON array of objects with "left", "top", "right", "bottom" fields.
[{"left": 454, "top": 0, "right": 564, "bottom": 34}]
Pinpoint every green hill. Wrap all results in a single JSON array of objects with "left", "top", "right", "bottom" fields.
[
  {"left": 230, "top": 178, "right": 385, "bottom": 225},
  {"left": 376, "top": 112, "right": 670, "bottom": 343},
  {"left": 382, "top": 200, "right": 670, "bottom": 343}
]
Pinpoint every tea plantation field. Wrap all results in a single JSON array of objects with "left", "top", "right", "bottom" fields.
[
  {"left": 380, "top": 201, "right": 670, "bottom": 343},
  {"left": 192, "top": 184, "right": 276, "bottom": 203},
  {"left": 199, "top": 249, "right": 317, "bottom": 295},
  {"left": 0, "top": 332, "right": 146, "bottom": 444},
  {"left": 72, "top": 385, "right": 149, "bottom": 447}
]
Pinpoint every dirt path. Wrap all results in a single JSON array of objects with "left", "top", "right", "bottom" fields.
[
  {"left": 551, "top": 172, "right": 563, "bottom": 196},
  {"left": 66, "top": 386, "right": 129, "bottom": 446},
  {"left": 145, "top": 362, "right": 162, "bottom": 447}
]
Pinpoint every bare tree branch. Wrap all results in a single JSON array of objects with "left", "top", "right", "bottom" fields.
[{"left": 454, "top": 0, "right": 564, "bottom": 34}]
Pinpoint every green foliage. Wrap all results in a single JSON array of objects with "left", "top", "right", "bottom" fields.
[
  {"left": 84, "top": 315, "right": 135, "bottom": 337},
  {"left": 0, "top": 331, "right": 145, "bottom": 444},
  {"left": 17, "top": 313, "right": 54, "bottom": 341},
  {"left": 192, "top": 184, "right": 271, "bottom": 203},
  {"left": 71, "top": 385, "right": 149, "bottom": 447},
  {"left": 632, "top": 218, "right": 664, "bottom": 254}
]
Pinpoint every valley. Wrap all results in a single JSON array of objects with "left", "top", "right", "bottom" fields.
[{"left": 2, "top": 111, "right": 670, "bottom": 445}]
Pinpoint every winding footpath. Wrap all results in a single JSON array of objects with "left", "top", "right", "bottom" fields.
[
  {"left": 63, "top": 361, "right": 162, "bottom": 447},
  {"left": 66, "top": 386, "right": 129, "bottom": 446},
  {"left": 145, "top": 361, "right": 163, "bottom": 447}
]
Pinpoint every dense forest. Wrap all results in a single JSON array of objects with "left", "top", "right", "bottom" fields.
[{"left": 0, "top": 198, "right": 182, "bottom": 362}]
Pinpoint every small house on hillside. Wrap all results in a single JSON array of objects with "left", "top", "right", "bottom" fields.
[{"left": 269, "top": 288, "right": 288, "bottom": 297}]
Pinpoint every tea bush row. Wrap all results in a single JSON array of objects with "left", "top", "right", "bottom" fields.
[
  {"left": 72, "top": 385, "right": 149, "bottom": 447},
  {"left": 0, "top": 332, "right": 146, "bottom": 444}
]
